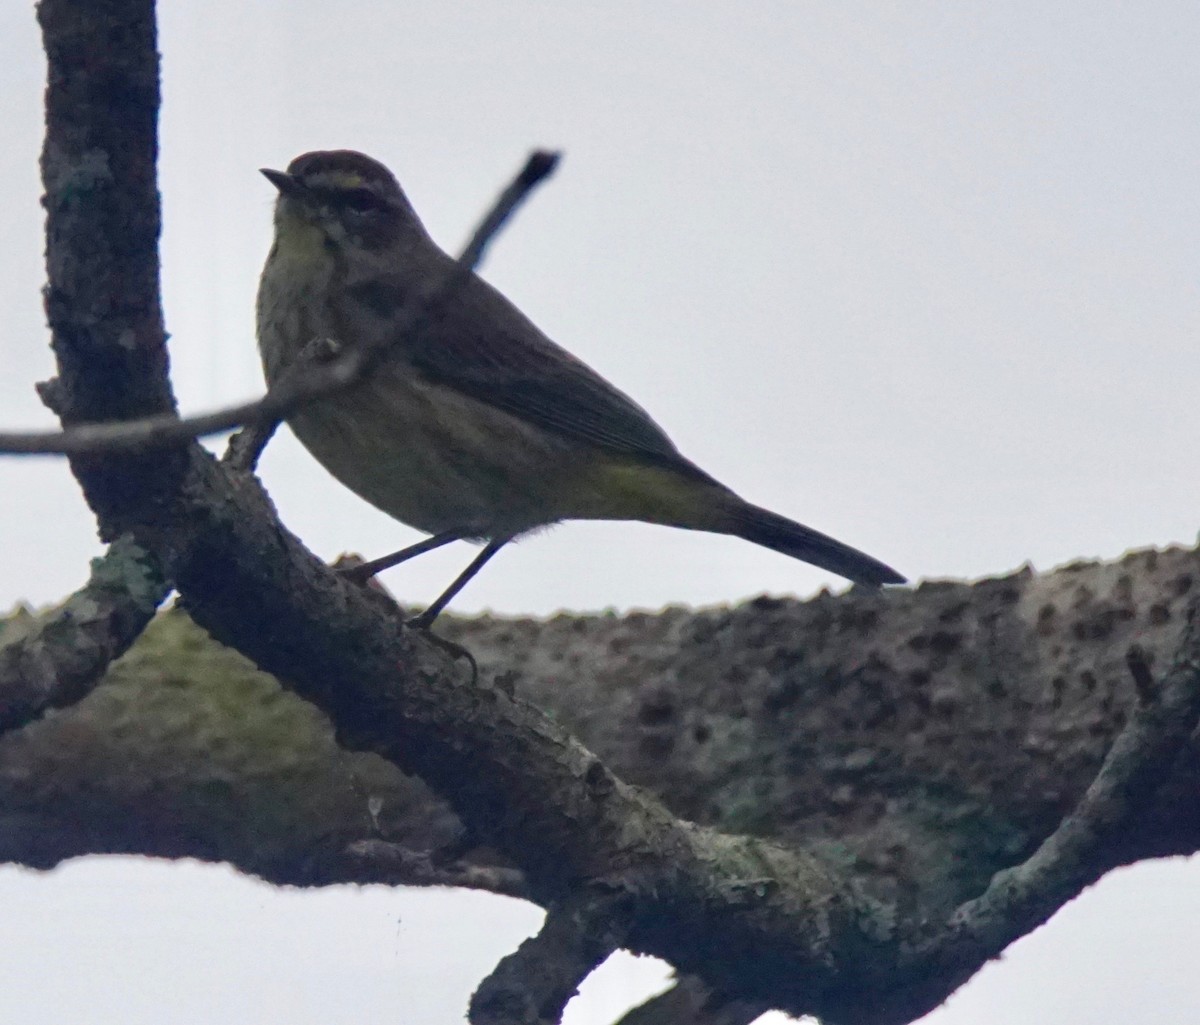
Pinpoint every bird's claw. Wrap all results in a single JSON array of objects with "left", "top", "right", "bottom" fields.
[{"left": 406, "top": 616, "right": 479, "bottom": 684}]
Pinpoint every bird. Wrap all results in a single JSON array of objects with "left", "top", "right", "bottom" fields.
[{"left": 256, "top": 149, "right": 904, "bottom": 627}]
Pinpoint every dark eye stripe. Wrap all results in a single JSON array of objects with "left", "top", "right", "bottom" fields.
[
  {"left": 306, "top": 184, "right": 385, "bottom": 213},
  {"left": 341, "top": 187, "right": 383, "bottom": 212}
]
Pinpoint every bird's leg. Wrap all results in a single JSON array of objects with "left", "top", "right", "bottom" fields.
[
  {"left": 417, "top": 632, "right": 479, "bottom": 685},
  {"left": 336, "top": 530, "right": 483, "bottom": 683},
  {"left": 408, "top": 538, "right": 510, "bottom": 629},
  {"left": 340, "top": 530, "right": 463, "bottom": 583}
]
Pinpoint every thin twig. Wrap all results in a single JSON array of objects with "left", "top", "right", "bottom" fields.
[
  {"left": 0, "top": 150, "right": 561, "bottom": 458},
  {"left": 222, "top": 419, "right": 280, "bottom": 473},
  {"left": 458, "top": 151, "right": 560, "bottom": 269}
]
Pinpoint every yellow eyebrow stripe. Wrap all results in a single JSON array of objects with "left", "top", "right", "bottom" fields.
[{"left": 307, "top": 171, "right": 369, "bottom": 190}]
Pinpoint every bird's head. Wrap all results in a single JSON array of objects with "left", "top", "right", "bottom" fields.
[{"left": 261, "top": 150, "right": 421, "bottom": 253}]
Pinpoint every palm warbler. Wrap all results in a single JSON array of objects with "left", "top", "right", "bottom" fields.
[{"left": 257, "top": 150, "right": 904, "bottom": 625}]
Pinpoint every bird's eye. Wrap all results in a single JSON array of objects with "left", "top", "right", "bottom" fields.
[{"left": 341, "top": 187, "right": 383, "bottom": 214}]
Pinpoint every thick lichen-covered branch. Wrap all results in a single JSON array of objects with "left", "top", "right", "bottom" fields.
[
  {"left": 0, "top": 535, "right": 166, "bottom": 732},
  {"left": 4, "top": 546, "right": 1200, "bottom": 1019}
]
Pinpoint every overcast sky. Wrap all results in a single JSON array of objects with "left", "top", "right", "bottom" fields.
[{"left": 2, "top": 2, "right": 1199, "bottom": 1023}]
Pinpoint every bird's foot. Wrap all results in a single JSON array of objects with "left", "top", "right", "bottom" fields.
[{"left": 406, "top": 615, "right": 479, "bottom": 684}]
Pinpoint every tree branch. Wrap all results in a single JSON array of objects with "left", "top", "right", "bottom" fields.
[
  {"left": 615, "top": 976, "right": 768, "bottom": 1025},
  {"left": 4, "top": 549, "right": 1200, "bottom": 1019},
  {"left": 328, "top": 840, "right": 528, "bottom": 899},
  {"left": 880, "top": 601, "right": 1200, "bottom": 1022},
  {"left": 470, "top": 891, "right": 628, "bottom": 1025},
  {"left": 38, "top": 0, "right": 183, "bottom": 539},
  {"left": 0, "top": 535, "right": 167, "bottom": 733},
  {"left": 30, "top": 4, "right": 1200, "bottom": 1023}
]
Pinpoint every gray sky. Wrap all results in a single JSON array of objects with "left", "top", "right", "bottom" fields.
[{"left": 2, "top": 2, "right": 1198, "bottom": 1022}]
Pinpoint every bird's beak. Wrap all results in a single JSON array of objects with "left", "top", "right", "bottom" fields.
[{"left": 260, "top": 168, "right": 305, "bottom": 197}]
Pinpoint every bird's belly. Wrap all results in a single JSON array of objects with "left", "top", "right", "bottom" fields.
[{"left": 285, "top": 371, "right": 587, "bottom": 539}]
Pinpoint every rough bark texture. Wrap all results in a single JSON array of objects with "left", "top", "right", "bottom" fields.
[
  {"left": 39, "top": 0, "right": 187, "bottom": 536},
  {"left": 3, "top": 545, "right": 1198, "bottom": 962},
  {"left": 14, "top": 2, "right": 1200, "bottom": 1023},
  {"left": 0, "top": 535, "right": 166, "bottom": 731}
]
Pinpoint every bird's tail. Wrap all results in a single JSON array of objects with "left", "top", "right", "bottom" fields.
[
  {"left": 722, "top": 499, "right": 905, "bottom": 586},
  {"left": 588, "top": 459, "right": 904, "bottom": 586}
]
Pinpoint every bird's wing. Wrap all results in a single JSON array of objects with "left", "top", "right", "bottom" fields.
[{"left": 342, "top": 266, "right": 718, "bottom": 483}]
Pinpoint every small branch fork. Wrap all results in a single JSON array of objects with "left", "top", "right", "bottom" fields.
[
  {"left": 0, "top": 425, "right": 283, "bottom": 737},
  {"left": 469, "top": 891, "right": 630, "bottom": 1025},
  {"left": 463, "top": 601, "right": 1200, "bottom": 1025},
  {"left": 877, "top": 604, "right": 1200, "bottom": 1025},
  {"left": 941, "top": 613, "right": 1200, "bottom": 950}
]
